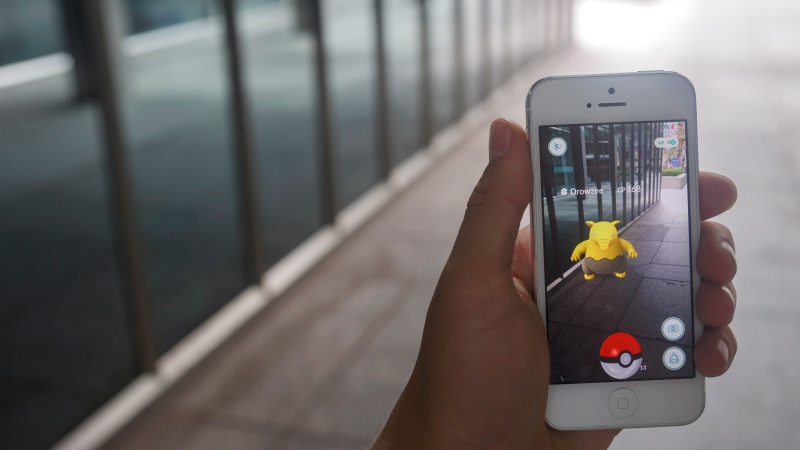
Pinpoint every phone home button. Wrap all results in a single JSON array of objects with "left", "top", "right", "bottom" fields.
[{"left": 608, "top": 389, "right": 639, "bottom": 419}]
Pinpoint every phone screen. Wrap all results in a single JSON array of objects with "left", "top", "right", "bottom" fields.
[{"left": 538, "top": 120, "right": 695, "bottom": 384}]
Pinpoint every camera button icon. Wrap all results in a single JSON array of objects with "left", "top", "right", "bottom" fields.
[{"left": 661, "top": 317, "right": 685, "bottom": 341}]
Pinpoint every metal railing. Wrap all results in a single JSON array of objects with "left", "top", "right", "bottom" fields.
[
  {"left": 540, "top": 122, "right": 666, "bottom": 287},
  {"left": 2, "top": 1, "right": 572, "bottom": 448}
]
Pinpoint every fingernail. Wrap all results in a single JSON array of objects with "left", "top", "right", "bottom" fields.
[
  {"left": 715, "top": 338, "right": 730, "bottom": 364},
  {"left": 489, "top": 120, "right": 512, "bottom": 161},
  {"left": 720, "top": 241, "right": 737, "bottom": 274},
  {"left": 721, "top": 284, "right": 736, "bottom": 307},
  {"left": 720, "top": 240, "right": 735, "bottom": 258}
]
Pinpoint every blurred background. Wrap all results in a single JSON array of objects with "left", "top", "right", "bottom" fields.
[{"left": 0, "top": 0, "right": 798, "bottom": 449}]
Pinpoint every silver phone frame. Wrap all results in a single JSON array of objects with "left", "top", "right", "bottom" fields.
[{"left": 526, "top": 72, "right": 705, "bottom": 430}]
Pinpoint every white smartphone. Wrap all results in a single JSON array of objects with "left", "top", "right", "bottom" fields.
[{"left": 525, "top": 72, "right": 704, "bottom": 429}]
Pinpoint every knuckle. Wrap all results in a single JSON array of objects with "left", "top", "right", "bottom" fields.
[
  {"left": 714, "top": 222, "right": 733, "bottom": 240},
  {"left": 702, "top": 221, "right": 733, "bottom": 241},
  {"left": 467, "top": 169, "right": 498, "bottom": 209}
]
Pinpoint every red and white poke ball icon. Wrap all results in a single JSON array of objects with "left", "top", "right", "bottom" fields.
[{"left": 600, "top": 332, "right": 643, "bottom": 380}]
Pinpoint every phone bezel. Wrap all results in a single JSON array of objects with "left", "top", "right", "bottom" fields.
[{"left": 526, "top": 72, "right": 705, "bottom": 430}]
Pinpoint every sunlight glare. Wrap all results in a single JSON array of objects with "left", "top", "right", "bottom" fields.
[{"left": 575, "top": 0, "right": 696, "bottom": 53}]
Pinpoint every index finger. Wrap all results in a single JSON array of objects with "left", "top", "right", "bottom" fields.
[{"left": 699, "top": 172, "right": 737, "bottom": 220}]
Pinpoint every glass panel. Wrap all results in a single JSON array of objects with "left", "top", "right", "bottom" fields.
[
  {"left": 429, "top": 0, "right": 456, "bottom": 132},
  {"left": 0, "top": 0, "right": 65, "bottom": 65},
  {"left": 238, "top": 0, "right": 324, "bottom": 265},
  {"left": 125, "top": 0, "right": 281, "bottom": 33},
  {"left": 386, "top": 0, "right": 422, "bottom": 166},
  {"left": 120, "top": 1, "right": 246, "bottom": 352},
  {"left": 0, "top": 34, "right": 135, "bottom": 450},
  {"left": 536, "top": 0, "right": 549, "bottom": 55},
  {"left": 488, "top": 0, "right": 504, "bottom": 85},
  {"left": 507, "top": 0, "right": 525, "bottom": 72},
  {"left": 125, "top": 0, "right": 214, "bottom": 33},
  {"left": 324, "top": 0, "right": 379, "bottom": 207},
  {"left": 463, "top": 0, "right": 483, "bottom": 107}
]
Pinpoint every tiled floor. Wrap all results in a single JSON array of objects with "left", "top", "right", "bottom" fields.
[
  {"left": 102, "top": 0, "right": 800, "bottom": 448},
  {"left": 548, "top": 200, "right": 694, "bottom": 383}
]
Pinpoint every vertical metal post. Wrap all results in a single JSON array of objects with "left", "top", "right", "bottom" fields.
[
  {"left": 419, "top": 0, "right": 435, "bottom": 147},
  {"left": 644, "top": 123, "right": 649, "bottom": 208},
  {"left": 609, "top": 124, "right": 617, "bottom": 221},
  {"left": 373, "top": 0, "right": 392, "bottom": 178},
  {"left": 508, "top": 0, "right": 517, "bottom": 71},
  {"left": 502, "top": 0, "right": 513, "bottom": 80},
  {"left": 621, "top": 124, "right": 627, "bottom": 226},
  {"left": 656, "top": 147, "right": 660, "bottom": 201},
  {"left": 654, "top": 127, "right": 659, "bottom": 203},
  {"left": 480, "top": 0, "right": 492, "bottom": 99},
  {"left": 60, "top": 0, "right": 95, "bottom": 101},
  {"left": 542, "top": 0, "right": 551, "bottom": 50},
  {"left": 523, "top": 0, "right": 532, "bottom": 63},
  {"left": 644, "top": 123, "right": 648, "bottom": 208},
  {"left": 660, "top": 147, "right": 663, "bottom": 200},
  {"left": 554, "top": 0, "right": 561, "bottom": 48},
  {"left": 629, "top": 124, "right": 634, "bottom": 223},
  {"left": 637, "top": 123, "right": 642, "bottom": 215},
  {"left": 453, "top": 0, "right": 467, "bottom": 116},
  {"left": 540, "top": 132, "right": 561, "bottom": 278},
  {"left": 84, "top": 0, "right": 157, "bottom": 370},
  {"left": 630, "top": 123, "right": 635, "bottom": 217},
  {"left": 535, "top": 0, "right": 544, "bottom": 57},
  {"left": 524, "top": 0, "right": 533, "bottom": 62},
  {"left": 647, "top": 123, "right": 651, "bottom": 208},
  {"left": 650, "top": 123, "right": 655, "bottom": 206},
  {"left": 651, "top": 124, "right": 656, "bottom": 206},
  {"left": 552, "top": 0, "right": 560, "bottom": 48},
  {"left": 537, "top": 0, "right": 545, "bottom": 59},
  {"left": 551, "top": 0, "right": 562, "bottom": 48},
  {"left": 570, "top": 125, "right": 586, "bottom": 240},
  {"left": 659, "top": 144, "right": 663, "bottom": 201},
  {"left": 565, "top": 0, "right": 574, "bottom": 45},
  {"left": 592, "top": 125, "right": 602, "bottom": 221},
  {"left": 308, "top": 0, "right": 338, "bottom": 221},
  {"left": 220, "top": 0, "right": 265, "bottom": 282},
  {"left": 652, "top": 124, "right": 656, "bottom": 205}
]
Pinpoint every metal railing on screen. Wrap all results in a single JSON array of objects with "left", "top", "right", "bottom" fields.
[{"left": 541, "top": 122, "right": 665, "bottom": 288}]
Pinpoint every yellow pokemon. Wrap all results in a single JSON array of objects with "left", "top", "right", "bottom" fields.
[{"left": 570, "top": 221, "right": 638, "bottom": 280}]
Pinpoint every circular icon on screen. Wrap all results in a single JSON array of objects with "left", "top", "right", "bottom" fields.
[
  {"left": 548, "top": 137, "right": 568, "bottom": 157},
  {"left": 600, "top": 333, "right": 643, "bottom": 380},
  {"left": 662, "top": 347, "right": 686, "bottom": 370},
  {"left": 661, "top": 317, "right": 685, "bottom": 341}
]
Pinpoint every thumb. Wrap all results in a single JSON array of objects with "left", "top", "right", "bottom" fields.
[{"left": 447, "top": 118, "right": 532, "bottom": 280}]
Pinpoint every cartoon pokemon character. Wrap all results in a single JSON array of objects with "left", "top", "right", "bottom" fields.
[{"left": 570, "top": 221, "right": 637, "bottom": 280}]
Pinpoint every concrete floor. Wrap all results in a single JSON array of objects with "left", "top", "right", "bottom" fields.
[{"left": 102, "top": 0, "right": 800, "bottom": 448}]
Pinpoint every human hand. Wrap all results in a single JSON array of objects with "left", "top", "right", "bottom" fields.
[{"left": 373, "top": 119, "right": 738, "bottom": 450}]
